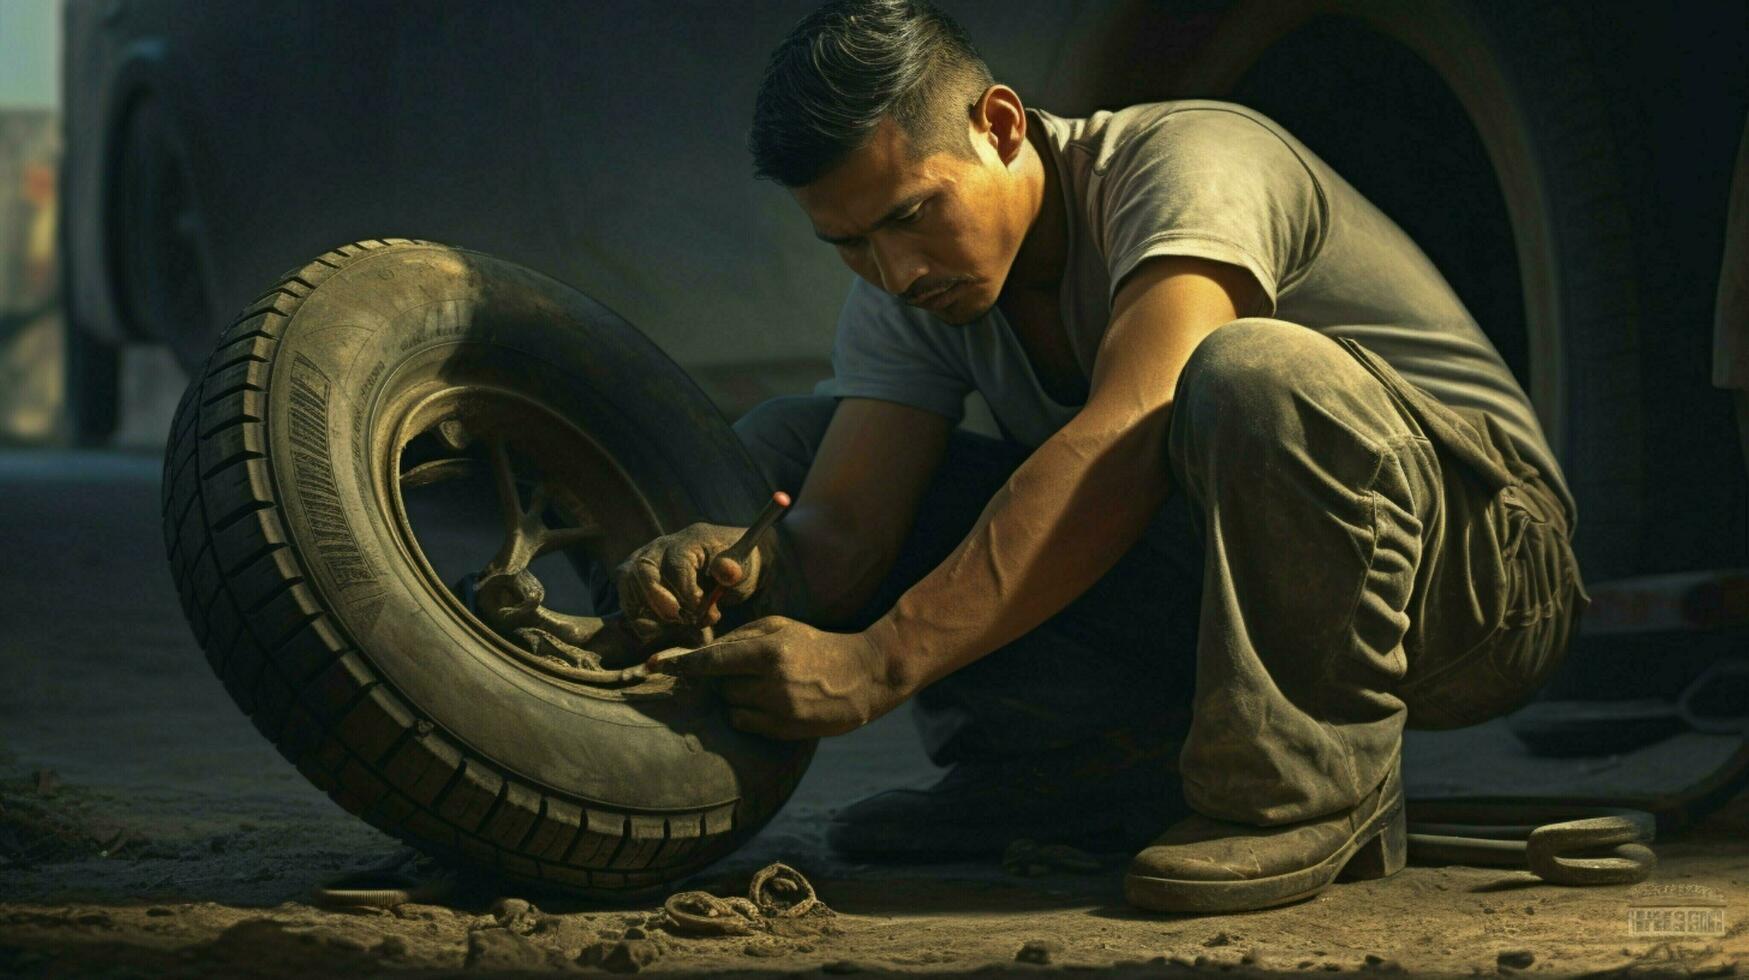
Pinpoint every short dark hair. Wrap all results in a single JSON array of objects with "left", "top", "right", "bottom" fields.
[{"left": 748, "top": 0, "right": 995, "bottom": 187}]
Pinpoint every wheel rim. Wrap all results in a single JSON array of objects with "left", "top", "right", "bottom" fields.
[{"left": 378, "top": 379, "right": 682, "bottom": 698}]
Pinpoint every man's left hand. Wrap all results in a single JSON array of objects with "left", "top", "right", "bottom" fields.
[{"left": 645, "top": 616, "right": 907, "bottom": 739}]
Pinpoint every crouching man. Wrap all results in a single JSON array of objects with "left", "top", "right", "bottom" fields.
[{"left": 617, "top": 0, "right": 1589, "bottom": 914}]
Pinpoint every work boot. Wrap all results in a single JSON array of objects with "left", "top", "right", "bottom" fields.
[
  {"left": 1124, "top": 752, "right": 1406, "bottom": 913},
  {"left": 827, "top": 740, "right": 1191, "bottom": 862}
]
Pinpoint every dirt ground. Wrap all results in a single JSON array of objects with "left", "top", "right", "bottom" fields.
[{"left": 2, "top": 450, "right": 1746, "bottom": 978}]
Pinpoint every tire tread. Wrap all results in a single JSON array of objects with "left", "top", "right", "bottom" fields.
[{"left": 158, "top": 241, "right": 800, "bottom": 895}]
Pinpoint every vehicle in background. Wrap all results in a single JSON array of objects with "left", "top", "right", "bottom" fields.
[{"left": 60, "top": 0, "right": 1748, "bottom": 676}]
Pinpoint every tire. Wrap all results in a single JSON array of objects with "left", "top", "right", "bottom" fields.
[
  {"left": 160, "top": 239, "right": 814, "bottom": 897},
  {"left": 107, "top": 93, "right": 217, "bottom": 366}
]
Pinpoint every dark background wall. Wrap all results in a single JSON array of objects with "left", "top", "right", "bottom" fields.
[{"left": 13, "top": 0, "right": 1749, "bottom": 580}]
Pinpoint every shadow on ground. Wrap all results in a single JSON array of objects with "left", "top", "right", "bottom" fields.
[{"left": 2, "top": 451, "right": 1745, "bottom": 976}]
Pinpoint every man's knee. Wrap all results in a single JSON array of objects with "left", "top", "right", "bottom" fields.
[
  {"left": 1175, "top": 318, "right": 1345, "bottom": 417},
  {"left": 734, "top": 395, "right": 838, "bottom": 492},
  {"left": 1170, "top": 318, "right": 1379, "bottom": 456}
]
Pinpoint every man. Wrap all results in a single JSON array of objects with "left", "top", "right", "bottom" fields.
[{"left": 618, "top": 0, "right": 1590, "bottom": 914}]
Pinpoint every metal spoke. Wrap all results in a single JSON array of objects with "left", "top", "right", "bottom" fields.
[
  {"left": 540, "top": 525, "right": 600, "bottom": 554},
  {"left": 399, "top": 456, "right": 480, "bottom": 489},
  {"left": 479, "top": 438, "right": 607, "bottom": 580},
  {"left": 489, "top": 439, "right": 522, "bottom": 539},
  {"left": 400, "top": 419, "right": 649, "bottom": 686},
  {"left": 388, "top": 387, "right": 678, "bottom": 692},
  {"left": 525, "top": 485, "right": 550, "bottom": 527}
]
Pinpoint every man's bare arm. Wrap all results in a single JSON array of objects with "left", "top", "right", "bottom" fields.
[
  {"left": 783, "top": 397, "right": 953, "bottom": 625},
  {"left": 865, "top": 255, "right": 1264, "bottom": 691}
]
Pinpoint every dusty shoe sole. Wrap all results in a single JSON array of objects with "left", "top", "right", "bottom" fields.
[{"left": 1123, "top": 791, "right": 1407, "bottom": 914}]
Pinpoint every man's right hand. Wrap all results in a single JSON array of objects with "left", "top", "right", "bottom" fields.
[{"left": 614, "top": 522, "right": 767, "bottom": 635}]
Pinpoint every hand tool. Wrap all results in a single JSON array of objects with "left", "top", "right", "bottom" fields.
[{"left": 696, "top": 490, "right": 791, "bottom": 626}]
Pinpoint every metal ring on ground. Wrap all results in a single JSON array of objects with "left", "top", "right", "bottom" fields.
[
  {"left": 749, "top": 862, "right": 819, "bottom": 918},
  {"left": 1405, "top": 800, "right": 1657, "bottom": 886},
  {"left": 1528, "top": 817, "right": 1659, "bottom": 886},
  {"left": 310, "top": 871, "right": 454, "bottom": 909},
  {"left": 663, "top": 890, "right": 759, "bottom": 936}
]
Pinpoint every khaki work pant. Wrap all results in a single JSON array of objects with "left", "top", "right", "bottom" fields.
[{"left": 735, "top": 318, "right": 1591, "bottom": 827}]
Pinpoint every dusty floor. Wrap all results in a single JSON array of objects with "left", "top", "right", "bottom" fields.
[{"left": 2, "top": 450, "right": 1746, "bottom": 978}]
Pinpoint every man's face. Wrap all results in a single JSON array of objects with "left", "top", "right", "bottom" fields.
[{"left": 792, "top": 115, "right": 1024, "bottom": 325}]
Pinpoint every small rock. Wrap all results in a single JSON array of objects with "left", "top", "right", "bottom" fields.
[
  {"left": 603, "top": 939, "right": 663, "bottom": 973},
  {"left": 1365, "top": 954, "right": 1384, "bottom": 965},
  {"left": 1243, "top": 947, "right": 1265, "bottom": 965},
  {"left": 582, "top": 938, "right": 664, "bottom": 972},
  {"left": 1298, "top": 961, "right": 1316, "bottom": 970},
  {"left": 1497, "top": 949, "right": 1535, "bottom": 970},
  {"left": 1321, "top": 964, "right": 1341, "bottom": 972},
  {"left": 622, "top": 925, "right": 647, "bottom": 940},
  {"left": 1016, "top": 939, "right": 1061, "bottom": 965},
  {"left": 74, "top": 912, "right": 112, "bottom": 927},
  {"left": 1205, "top": 932, "right": 1233, "bottom": 947},
  {"left": 491, "top": 897, "right": 544, "bottom": 935},
  {"left": 145, "top": 907, "right": 174, "bottom": 918}
]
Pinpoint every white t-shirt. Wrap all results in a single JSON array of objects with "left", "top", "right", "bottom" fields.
[{"left": 815, "top": 99, "right": 1575, "bottom": 524}]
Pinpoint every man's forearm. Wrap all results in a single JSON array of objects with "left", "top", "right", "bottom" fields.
[{"left": 865, "top": 407, "right": 1175, "bottom": 693}]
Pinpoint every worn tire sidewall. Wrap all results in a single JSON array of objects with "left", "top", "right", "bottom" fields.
[{"left": 263, "top": 243, "right": 810, "bottom": 812}]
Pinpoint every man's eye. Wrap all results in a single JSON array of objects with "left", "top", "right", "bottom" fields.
[{"left": 896, "top": 205, "right": 924, "bottom": 224}]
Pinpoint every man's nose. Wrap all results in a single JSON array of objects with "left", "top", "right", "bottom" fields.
[{"left": 870, "top": 238, "right": 926, "bottom": 298}]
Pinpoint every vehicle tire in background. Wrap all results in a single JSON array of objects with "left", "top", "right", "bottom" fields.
[{"left": 160, "top": 239, "right": 812, "bottom": 897}]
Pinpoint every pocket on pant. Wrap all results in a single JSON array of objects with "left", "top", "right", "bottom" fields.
[
  {"left": 1402, "top": 486, "right": 1580, "bottom": 730},
  {"left": 1484, "top": 487, "right": 1576, "bottom": 683}
]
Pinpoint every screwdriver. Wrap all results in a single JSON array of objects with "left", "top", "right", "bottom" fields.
[{"left": 695, "top": 490, "right": 791, "bottom": 627}]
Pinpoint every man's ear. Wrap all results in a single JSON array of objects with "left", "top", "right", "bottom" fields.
[{"left": 973, "top": 85, "right": 1027, "bottom": 166}]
